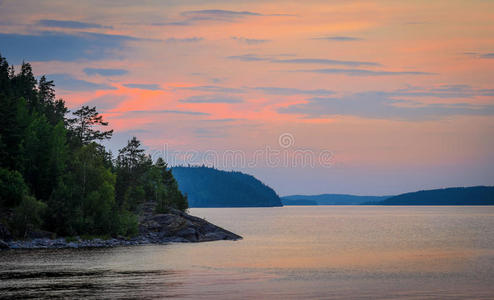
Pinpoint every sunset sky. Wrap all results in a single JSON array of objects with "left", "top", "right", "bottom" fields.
[{"left": 0, "top": 0, "right": 493, "bottom": 195}]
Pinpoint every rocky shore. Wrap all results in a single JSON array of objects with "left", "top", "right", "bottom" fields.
[{"left": 0, "top": 204, "right": 242, "bottom": 250}]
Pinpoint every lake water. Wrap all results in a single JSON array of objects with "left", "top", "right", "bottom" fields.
[{"left": 1, "top": 206, "right": 494, "bottom": 299}]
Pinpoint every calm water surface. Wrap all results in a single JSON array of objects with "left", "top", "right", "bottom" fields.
[{"left": 1, "top": 206, "right": 494, "bottom": 299}]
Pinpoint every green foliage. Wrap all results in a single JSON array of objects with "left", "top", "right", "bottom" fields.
[
  {"left": 115, "top": 137, "right": 187, "bottom": 213},
  {"left": 12, "top": 195, "right": 47, "bottom": 237},
  {"left": 116, "top": 210, "right": 139, "bottom": 237},
  {"left": 0, "top": 168, "right": 29, "bottom": 208},
  {"left": 68, "top": 105, "right": 113, "bottom": 146},
  {"left": 144, "top": 157, "right": 187, "bottom": 213},
  {"left": 115, "top": 137, "right": 150, "bottom": 208},
  {"left": 49, "top": 143, "right": 119, "bottom": 235},
  {"left": 21, "top": 112, "right": 55, "bottom": 200},
  {"left": 0, "top": 54, "right": 187, "bottom": 239}
]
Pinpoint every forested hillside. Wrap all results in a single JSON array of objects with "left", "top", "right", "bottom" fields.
[
  {"left": 172, "top": 166, "right": 282, "bottom": 207},
  {"left": 366, "top": 186, "right": 494, "bottom": 205},
  {"left": 0, "top": 54, "right": 187, "bottom": 239},
  {"left": 282, "top": 194, "right": 391, "bottom": 205}
]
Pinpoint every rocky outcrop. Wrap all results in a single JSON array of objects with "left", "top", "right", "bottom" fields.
[
  {"left": 1, "top": 204, "right": 241, "bottom": 250},
  {"left": 139, "top": 208, "right": 242, "bottom": 243}
]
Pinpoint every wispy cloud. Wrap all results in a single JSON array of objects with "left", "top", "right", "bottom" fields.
[
  {"left": 155, "top": 9, "right": 290, "bottom": 26},
  {"left": 313, "top": 36, "right": 363, "bottom": 41},
  {"left": 165, "top": 37, "right": 203, "bottom": 43},
  {"left": 0, "top": 31, "right": 140, "bottom": 63},
  {"left": 123, "top": 109, "right": 210, "bottom": 116},
  {"left": 156, "top": 9, "right": 262, "bottom": 26},
  {"left": 179, "top": 94, "right": 243, "bottom": 103},
  {"left": 297, "top": 68, "right": 436, "bottom": 76},
  {"left": 37, "top": 19, "right": 112, "bottom": 29},
  {"left": 83, "top": 68, "right": 128, "bottom": 76},
  {"left": 182, "top": 9, "right": 262, "bottom": 19},
  {"left": 177, "top": 85, "right": 336, "bottom": 96},
  {"left": 252, "top": 87, "right": 335, "bottom": 95},
  {"left": 478, "top": 89, "right": 494, "bottom": 96},
  {"left": 231, "top": 36, "right": 270, "bottom": 45},
  {"left": 152, "top": 21, "right": 191, "bottom": 26},
  {"left": 463, "top": 52, "right": 494, "bottom": 59},
  {"left": 279, "top": 91, "right": 494, "bottom": 121},
  {"left": 227, "top": 54, "right": 267, "bottom": 61},
  {"left": 46, "top": 74, "right": 116, "bottom": 91},
  {"left": 227, "top": 54, "right": 380, "bottom": 67},
  {"left": 176, "top": 85, "right": 244, "bottom": 93},
  {"left": 200, "top": 118, "right": 240, "bottom": 123},
  {"left": 274, "top": 58, "right": 380, "bottom": 67},
  {"left": 393, "top": 84, "right": 494, "bottom": 98},
  {"left": 123, "top": 83, "right": 161, "bottom": 90}
]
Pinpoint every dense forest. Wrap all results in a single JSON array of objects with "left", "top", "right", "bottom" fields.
[
  {"left": 282, "top": 194, "right": 391, "bottom": 205},
  {"left": 365, "top": 186, "right": 494, "bottom": 205},
  {"left": 0, "top": 54, "right": 187, "bottom": 239},
  {"left": 172, "top": 166, "right": 282, "bottom": 207}
]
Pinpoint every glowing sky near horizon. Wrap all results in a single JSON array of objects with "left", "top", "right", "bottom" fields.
[{"left": 0, "top": 0, "right": 493, "bottom": 195}]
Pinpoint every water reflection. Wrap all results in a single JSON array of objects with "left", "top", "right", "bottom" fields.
[
  {"left": 1, "top": 206, "right": 494, "bottom": 299},
  {"left": 1, "top": 266, "right": 185, "bottom": 298}
]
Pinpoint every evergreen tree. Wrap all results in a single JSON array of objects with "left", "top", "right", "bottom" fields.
[
  {"left": 11, "top": 62, "right": 38, "bottom": 110},
  {"left": 115, "top": 137, "right": 152, "bottom": 210},
  {"left": 0, "top": 54, "right": 187, "bottom": 239},
  {"left": 68, "top": 106, "right": 113, "bottom": 145},
  {"left": 38, "top": 76, "right": 67, "bottom": 125}
]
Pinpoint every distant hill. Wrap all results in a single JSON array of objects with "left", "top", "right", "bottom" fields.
[
  {"left": 282, "top": 194, "right": 391, "bottom": 205},
  {"left": 281, "top": 198, "right": 318, "bottom": 206},
  {"left": 172, "top": 166, "right": 282, "bottom": 207},
  {"left": 366, "top": 186, "right": 494, "bottom": 205}
]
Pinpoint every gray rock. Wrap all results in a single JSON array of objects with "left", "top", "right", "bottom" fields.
[
  {"left": 138, "top": 203, "right": 242, "bottom": 243},
  {"left": 176, "top": 227, "right": 198, "bottom": 242},
  {"left": 67, "top": 242, "right": 79, "bottom": 248},
  {"left": 53, "top": 239, "right": 67, "bottom": 248},
  {"left": 169, "top": 237, "right": 190, "bottom": 243}
]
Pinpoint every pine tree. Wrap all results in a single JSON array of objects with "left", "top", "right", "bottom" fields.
[{"left": 68, "top": 106, "right": 113, "bottom": 145}]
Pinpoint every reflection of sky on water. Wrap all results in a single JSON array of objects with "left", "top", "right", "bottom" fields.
[{"left": 1, "top": 206, "right": 494, "bottom": 299}]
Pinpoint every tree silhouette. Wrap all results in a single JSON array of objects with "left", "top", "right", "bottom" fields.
[{"left": 68, "top": 106, "right": 113, "bottom": 145}]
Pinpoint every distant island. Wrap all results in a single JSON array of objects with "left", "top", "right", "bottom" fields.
[
  {"left": 282, "top": 194, "right": 391, "bottom": 206},
  {"left": 364, "top": 186, "right": 494, "bottom": 205},
  {"left": 171, "top": 167, "right": 494, "bottom": 207},
  {"left": 172, "top": 166, "right": 282, "bottom": 207},
  {"left": 283, "top": 186, "right": 494, "bottom": 206}
]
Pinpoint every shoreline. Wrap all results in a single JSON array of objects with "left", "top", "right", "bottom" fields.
[
  {"left": 3, "top": 235, "right": 235, "bottom": 250},
  {"left": 1, "top": 207, "right": 242, "bottom": 250}
]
